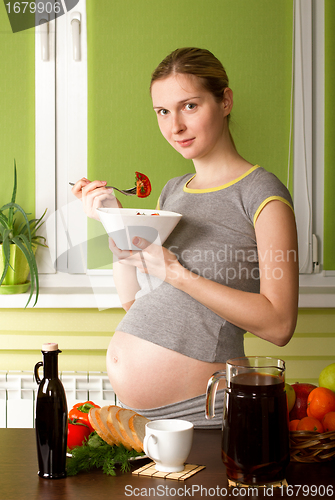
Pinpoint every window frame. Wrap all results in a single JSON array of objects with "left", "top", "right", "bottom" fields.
[
  {"left": 33, "top": 0, "right": 119, "bottom": 309},
  {"left": 299, "top": 0, "right": 335, "bottom": 288}
]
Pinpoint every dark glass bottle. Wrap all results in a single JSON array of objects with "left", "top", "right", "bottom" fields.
[{"left": 34, "top": 343, "right": 68, "bottom": 479}]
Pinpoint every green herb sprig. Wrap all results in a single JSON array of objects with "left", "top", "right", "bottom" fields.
[{"left": 66, "top": 432, "right": 144, "bottom": 476}]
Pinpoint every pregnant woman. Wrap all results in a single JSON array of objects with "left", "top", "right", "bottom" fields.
[{"left": 72, "top": 47, "right": 299, "bottom": 427}]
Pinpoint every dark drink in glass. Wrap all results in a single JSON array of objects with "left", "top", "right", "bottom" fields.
[{"left": 221, "top": 371, "right": 289, "bottom": 485}]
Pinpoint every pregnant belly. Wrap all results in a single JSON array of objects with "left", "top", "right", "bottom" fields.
[{"left": 107, "top": 331, "right": 225, "bottom": 409}]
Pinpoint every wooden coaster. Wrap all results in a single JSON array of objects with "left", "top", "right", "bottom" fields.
[
  {"left": 228, "top": 478, "right": 288, "bottom": 488},
  {"left": 132, "top": 462, "right": 206, "bottom": 481}
]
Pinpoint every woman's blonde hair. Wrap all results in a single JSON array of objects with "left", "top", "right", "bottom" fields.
[{"left": 150, "top": 47, "right": 234, "bottom": 145}]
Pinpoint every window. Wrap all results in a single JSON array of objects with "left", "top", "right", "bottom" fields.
[{"left": 32, "top": 0, "right": 335, "bottom": 309}]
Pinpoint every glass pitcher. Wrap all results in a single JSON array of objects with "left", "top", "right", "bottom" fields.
[{"left": 206, "top": 356, "right": 290, "bottom": 485}]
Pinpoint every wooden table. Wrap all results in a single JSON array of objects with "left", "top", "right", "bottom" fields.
[{"left": 1, "top": 429, "right": 334, "bottom": 500}]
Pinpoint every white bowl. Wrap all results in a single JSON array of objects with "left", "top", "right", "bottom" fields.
[{"left": 97, "top": 208, "right": 182, "bottom": 250}]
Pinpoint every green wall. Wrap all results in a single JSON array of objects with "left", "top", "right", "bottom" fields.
[
  {"left": 86, "top": 0, "right": 294, "bottom": 269},
  {"left": 0, "top": 308, "right": 334, "bottom": 386},
  {"left": 0, "top": 3, "right": 35, "bottom": 216},
  {"left": 1, "top": 0, "right": 334, "bottom": 271}
]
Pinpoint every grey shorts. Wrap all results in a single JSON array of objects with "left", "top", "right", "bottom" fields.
[{"left": 118, "top": 390, "right": 225, "bottom": 429}]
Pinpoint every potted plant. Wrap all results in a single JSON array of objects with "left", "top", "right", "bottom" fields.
[{"left": 0, "top": 160, "right": 47, "bottom": 307}]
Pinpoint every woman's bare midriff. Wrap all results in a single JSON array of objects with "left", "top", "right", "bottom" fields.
[{"left": 107, "top": 331, "right": 226, "bottom": 409}]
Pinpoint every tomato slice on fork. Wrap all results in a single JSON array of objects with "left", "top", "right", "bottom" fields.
[{"left": 135, "top": 171, "right": 151, "bottom": 198}]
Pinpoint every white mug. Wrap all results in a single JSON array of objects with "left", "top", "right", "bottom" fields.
[{"left": 143, "top": 419, "right": 194, "bottom": 472}]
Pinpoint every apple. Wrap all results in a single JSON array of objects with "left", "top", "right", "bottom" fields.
[
  {"left": 289, "top": 382, "right": 317, "bottom": 421},
  {"left": 319, "top": 363, "right": 335, "bottom": 392},
  {"left": 285, "top": 383, "right": 296, "bottom": 412}
]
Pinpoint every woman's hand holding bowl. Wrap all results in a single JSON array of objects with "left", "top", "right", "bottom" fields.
[{"left": 109, "top": 236, "right": 181, "bottom": 284}]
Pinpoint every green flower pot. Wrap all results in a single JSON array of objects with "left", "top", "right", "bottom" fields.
[{"left": 0, "top": 243, "right": 36, "bottom": 294}]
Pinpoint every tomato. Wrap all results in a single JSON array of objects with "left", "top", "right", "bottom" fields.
[
  {"left": 67, "top": 420, "right": 91, "bottom": 450},
  {"left": 68, "top": 401, "right": 100, "bottom": 433},
  {"left": 135, "top": 171, "right": 151, "bottom": 198}
]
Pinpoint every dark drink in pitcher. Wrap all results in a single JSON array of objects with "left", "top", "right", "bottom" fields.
[{"left": 221, "top": 371, "right": 289, "bottom": 485}]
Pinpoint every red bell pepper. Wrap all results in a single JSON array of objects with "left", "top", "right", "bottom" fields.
[
  {"left": 67, "top": 419, "right": 91, "bottom": 450},
  {"left": 68, "top": 401, "right": 100, "bottom": 434}
]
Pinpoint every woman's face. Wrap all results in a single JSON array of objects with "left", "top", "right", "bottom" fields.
[{"left": 151, "top": 73, "right": 230, "bottom": 163}]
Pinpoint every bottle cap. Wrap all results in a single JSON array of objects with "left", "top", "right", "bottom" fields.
[{"left": 42, "top": 343, "right": 59, "bottom": 351}]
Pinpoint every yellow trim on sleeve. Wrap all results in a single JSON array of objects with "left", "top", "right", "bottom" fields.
[
  {"left": 156, "top": 197, "right": 160, "bottom": 210},
  {"left": 183, "top": 165, "right": 260, "bottom": 193},
  {"left": 253, "top": 196, "right": 294, "bottom": 226}
]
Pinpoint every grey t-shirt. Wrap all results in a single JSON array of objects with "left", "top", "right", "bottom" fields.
[{"left": 116, "top": 165, "right": 294, "bottom": 363}]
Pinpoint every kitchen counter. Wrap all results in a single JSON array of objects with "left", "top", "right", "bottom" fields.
[{"left": 1, "top": 428, "right": 334, "bottom": 500}]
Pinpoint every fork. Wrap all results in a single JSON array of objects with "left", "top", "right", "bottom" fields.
[{"left": 69, "top": 182, "right": 137, "bottom": 196}]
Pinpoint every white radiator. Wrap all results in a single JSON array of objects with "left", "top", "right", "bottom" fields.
[{"left": 0, "top": 371, "right": 116, "bottom": 428}]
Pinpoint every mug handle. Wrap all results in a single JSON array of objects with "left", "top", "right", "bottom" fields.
[{"left": 143, "top": 433, "right": 161, "bottom": 463}]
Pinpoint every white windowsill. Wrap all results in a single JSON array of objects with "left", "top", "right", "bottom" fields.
[
  {"left": 1, "top": 273, "right": 335, "bottom": 309},
  {"left": 1, "top": 287, "right": 335, "bottom": 309},
  {"left": 298, "top": 287, "right": 335, "bottom": 308},
  {"left": 0, "top": 272, "right": 122, "bottom": 309},
  {"left": 0, "top": 286, "right": 122, "bottom": 309},
  {"left": 298, "top": 273, "right": 335, "bottom": 307}
]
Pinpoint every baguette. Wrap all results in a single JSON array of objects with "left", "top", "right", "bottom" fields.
[
  {"left": 116, "top": 408, "right": 143, "bottom": 452},
  {"left": 95, "top": 406, "right": 118, "bottom": 446},
  {"left": 129, "top": 413, "right": 150, "bottom": 451},
  {"left": 88, "top": 407, "right": 115, "bottom": 446},
  {"left": 88, "top": 404, "right": 150, "bottom": 453},
  {"left": 106, "top": 405, "right": 133, "bottom": 450}
]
